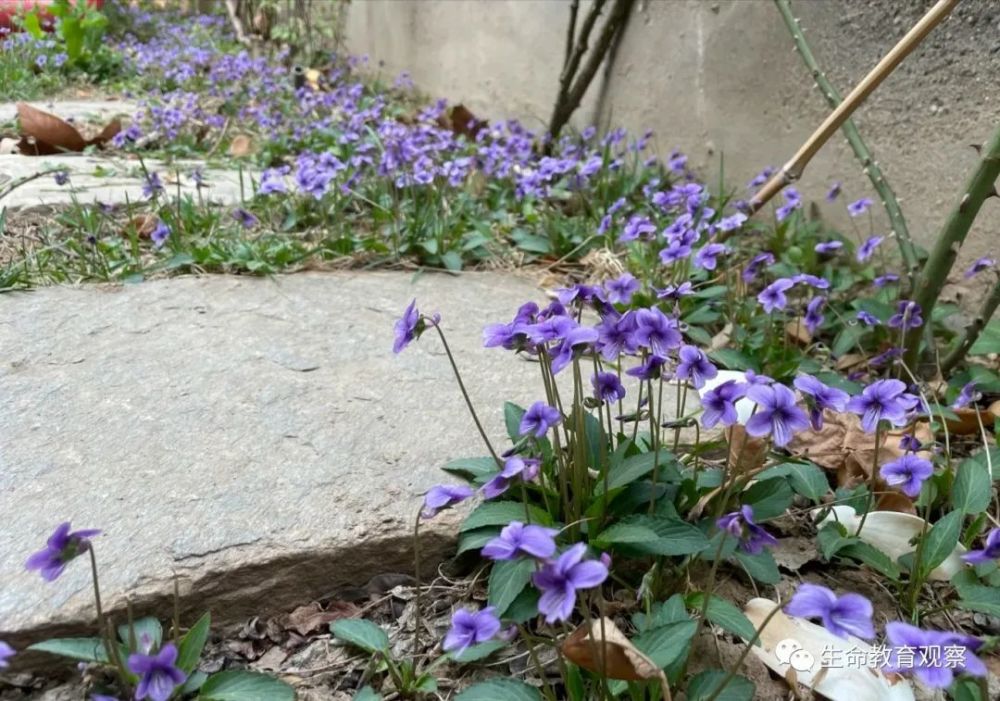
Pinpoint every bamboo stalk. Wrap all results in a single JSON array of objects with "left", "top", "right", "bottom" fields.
[
  {"left": 941, "top": 277, "right": 1000, "bottom": 374},
  {"left": 747, "top": 0, "right": 958, "bottom": 214},
  {"left": 774, "top": 0, "right": 920, "bottom": 284},
  {"left": 903, "top": 122, "right": 1000, "bottom": 371}
]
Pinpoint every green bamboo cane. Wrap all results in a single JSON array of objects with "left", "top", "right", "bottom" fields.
[
  {"left": 903, "top": 124, "right": 1000, "bottom": 371},
  {"left": 774, "top": 0, "right": 920, "bottom": 285}
]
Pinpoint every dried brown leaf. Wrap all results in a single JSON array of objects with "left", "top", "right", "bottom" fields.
[
  {"left": 562, "top": 618, "right": 667, "bottom": 688},
  {"left": 726, "top": 424, "right": 768, "bottom": 474},
  {"left": 282, "top": 601, "right": 360, "bottom": 637},
  {"left": 16, "top": 102, "right": 86, "bottom": 154},
  {"left": 228, "top": 134, "right": 255, "bottom": 158},
  {"left": 785, "top": 318, "right": 812, "bottom": 346}
]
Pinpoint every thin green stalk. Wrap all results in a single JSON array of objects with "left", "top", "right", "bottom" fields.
[
  {"left": 412, "top": 511, "right": 423, "bottom": 656},
  {"left": 704, "top": 603, "right": 783, "bottom": 701},
  {"left": 855, "top": 424, "right": 883, "bottom": 535},
  {"left": 774, "top": 0, "right": 919, "bottom": 284},
  {"left": 904, "top": 122, "right": 1000, "bottom": 370},
  {"left": 941, "top": 276, "right": 1000, "bottom": 374}
]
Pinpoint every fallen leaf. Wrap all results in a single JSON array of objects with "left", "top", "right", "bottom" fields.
[
  {"left": 743, "top": 598, "right": 915, "bottom": 701},
  {"left": 91, "top": 119, "right": 121, "bottom": 147},
  {"left": 562, "top": 617, "right": 668, "bottom": 691},
  {"left": 282, "top": 601, "right": 360, "bottom": 637},
  {"left": 726, "top": 424, "right": 768, "bottom": 474},
  {"left": 17, "top": 102, "right": 86, "bottom": 154},
  {"left": 122, "top": 214, "right": 159, "bottom": 239},
  {"left": 835, "top": 353, "right": 866, "bottom": 371},
  {"left": 940, "top": 407, "right": 995, "bottom": 435},
  {"left": 228, "top": 134, "right": 255, "bottom": 157},
  {"left": 437, "top": 104, "right": 487, "bottom": 140},
  {"left": 785, "top": 318, "right": 812, "bottom": 346}
]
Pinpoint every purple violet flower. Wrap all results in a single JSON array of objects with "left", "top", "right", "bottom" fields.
[
  {"left": 694, "top": 243, "right": 729, "bottom": 271},
  {"left": 716, "top": 505, "right": 777, "bottom": 554},
  {"left": 803, "top": 296, "right": 826, "bottom": 335},
  {"left": 747, "top": 166, "right": 775, "bottom": 189},
  {"left": 443, "top": 608, "right": 501, "bottom": 655},
  {"left": 742, "top": 252, "right": 775, "bottom": 283},
  {"left": 230, "top": 208, "right": 258, "bottom": 228},
  {"left": 825, "top": 181, "right": 842, "bottom": 202},
  {"left": 963, "top": 528, "right": 1000, "bottom": 564},
  {"left": 757, "top": 278, "right": 795, "bottom": 313},
  {"left": 887, "top": 300, "right": 923, "bottom": 329},
  {"left": 718, "top": 212, "right": 747, "bottom": 232},
  {"left": 856, "top": 235, "right": 884, "bottom": 263},
  {"left": 532, "top": 543, "right": 608, "bottom": 623},
  {"left": 793, "top": 374, "right": 849, "bottom": 430},
  {"left": 964, "top": 256, "right": 996, "bottom": 279},
  {"left": 952, "top": 381, "right": 980, "bottom": 410},
  {"left": 884, "top": 623, "right": 986, "bottom": 688},
  {"left": 54, "top": 170, "right": 70, "bottom": 186},
  {"left": 873, "top": 273, "right": 899, "bottom": 288},
  {"left": 745, "top": 383, "right": 810, "bottom": 446},
  {"left": 880, "top": 454, "right": 934, "bottom": 497},
  {"left": 150, "top": 222, "right": 170, "bottom": 249},
  {"left": 393, "top": 299, "right": 420, "bottom": 353},
  {"left": 25, "top": 522, "right": 101, "bottom": 582},
  {"left": 675, "top": 345, "right": 717, "bottom": 389},
  {"left": 0, "top": 642, "right": 13, "bottom": 669},
  {"left": 856, "top": 310, "right": 880, "bottom": 326},
  {"left": 655, "top": 282, "right": 694, "bottom": 301},
  {"left": 847, "top": 197, "right": 873, "bottom": 217},
  {"left": 632, "top": 308, "right": 682, "bottom": 355},
  {"left": 846, "top": 379, "right": 917, "bottom": 432},
  {"left": 520, "top": 402, "right": 561, "bottom": 438},
  {"left": 482, "top": 456, "right": 540, "bottom": 499},
  {"left": 784, "top": 583, "right": 875, "bottom": 639},
  {"left": 127, "top": 643, "right": 187, "bottom": 701},
  {"left": 626, "top": 354, "right": 667, "bottom": 381},
  {"left": 592, "top": 371, "right": 626, "bottom": 403},
  {"left": 814, "top": 240, "right": 843, "bottom": 254},
  {"left": 421, "top": 485, "right": 475, "bottom": 519},
  {"left": 791, "top": 273, "right": 830, "bottom": 290},
  {"left": 142, "top": 172, "right": 164, "bottom": 199},
  {"left": 700, "top": 379, "right": 746, "bottom": 428},
  {"left": 775, "top": 188, "right": 801, "bottom": 222},
  {"left": 604, "top": 273, "right": 640, "bottom": 305},
  {"left": 482, "top": 521, "right": 558, "bottom": 561},
  {"left": 899, "top": 433, "right": 922, "bottom": 452}
]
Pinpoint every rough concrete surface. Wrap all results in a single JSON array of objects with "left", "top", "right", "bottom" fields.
[
  {"left": 0, "top": 100, "right": 137, "bottom": 127},
  {"left": 343, "top": 0, "right": 1000, "bottom": 279},
  {"left": 0, "top": 271, "right": 688, "bottom": 651}
]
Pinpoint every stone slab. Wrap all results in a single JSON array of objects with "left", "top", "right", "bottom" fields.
[
  {"left": 0, "top": 100, "right": 137, "bottom": 127},
  {"left": 0, "top": 154, "right": 250, "bottom": 208}
]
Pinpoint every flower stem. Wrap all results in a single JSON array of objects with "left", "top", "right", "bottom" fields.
[
  {"left": 856, "top": 423, "right": 882, "bottom": 535},
  {"left": 704, "top": 603, "right": 782, "bottom": 701}
]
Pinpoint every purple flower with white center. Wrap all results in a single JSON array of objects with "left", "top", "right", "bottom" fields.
[
  {"left": 745, "top": 383, "right": 810, "bottom": 446},
  {"left": 443, "top": 607, "right": 501, "bottom": 655},
  {"left": 596, "top": 312, "right": 636, "bottom": 360},
  {"left": 856, "top": 310, "right": 880, "bottom": 327},
  {"left": 880, "top": 454, "right": 933, "bottom": 497},
  {"left": 604, "top": 273, "right": 640, "bottom": 305},
  {"left": 520, "top": 402, "right": 561, "bottom": 438},
  {"left": 952, "top": 381, "right": 980, "bottom": 410},
  {"left": 847, "top": 379, "right": 915, "bottom": 432},
  {"left": 873, "top": 273, "right": 900, "bottom": 288},
  {"left": 482, "top": 521, "right": 558, "bottom": 561},
  {"left": 655, "top": 282, "right": 694, "bottom": 301},
  {"left": 793, "top": 374, "right": 849, "bottom": 430},
  {"left": 482, "top": 456, "right": 540, "bottom": 499},
  {"left": 856, "top": 235, "right": 883, "bottom": 262},
  {"left": 393, "top": 299, "right": 420, "bottom": 353},
  {"left": 803, "top": 296, "right": 825, "bottom": 335},
  {"left": 826, "top": 181, "right": 842, "bottom": 201},
  {"left": 784, "top": 583, "right": 875, "bottom": 640},
  {"left": 127, "top": 643, "right": 186, "bottom": 701},
  {"left": 659, "top": 239, "right": 693, "bottom": 264},
  {"left": 694, "top": 243, "right": 728, "bottom": 271},
  {"left": 718, "top": 212, "right": 747, "bottom": 232},
  {"left": 963, "top": 528, "right": 1000, "bottom": 564},
  {"left": 0, "top": 642, "right": 13, "bottom": 669},
  {"left": 626, "top": 354, "right": 667, "bottom": 381},
  {"left": 557, "top": 284, "right": 604, "bottom": 308},
  {"left": 675, "top": 345, "right": 717, "bottom": 389},
  {"left": 619, "top": 215, "right": 657, "bottom": 243},
  {"left": 25, "top": 522, "right": 101, "bottom": 582},
  {"left": 230, "top": 208, "right": 258, "bottom": 228},
  {"left": 757, "top": 278, "right": 795, "bottom": 314},
  {"left": 716, "top": 505, "right": 777, "bottom": 555},
  {"left": 532, "top": 543, "right": 608, "bottom": 623},
  {"left": 742, "top": 252, "right": 775, "bottom": 283},
  {"left": 847, "top": 197, "right": 873, "bottom": 217},
  {"left": 814, "top": 240, "right": 842, "bottom": 254},
  {"left": 35, "top": 54, "right": 48, "bottom": 68},
  {"left": 54, "top": 170, "right": 70, "bottom": 186},
  {"left": 632, "top": 308, "right": 681, "bottom": 355},
  {"left": 700, "top": 379, "right": 746, "bottom": 428},
  {"left": 899, "top": 433, "right": 922, "bottom": 452},
  {"left": 550, "top": 324, "right": 599, "bottom": 374},
  {"left": 592, "top": 372, "right": 626, "bottom": 403},
  {"left": 142, "top": 172, "right": 164, "bottom": 199},
  {"left": 421, "top": 484, "right": 475, "bottom": 519},
  {"left": 887, "top": 300, "right": 923, "bottom": 329},
  {"left": 964, "top": 256, "right": 996, "bottom": 279},
  {"left": 884, "top": 623, "right": 986, "bottom": 688}
]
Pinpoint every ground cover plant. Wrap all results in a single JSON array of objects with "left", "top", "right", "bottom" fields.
[{"left": 2, "top": 1, "right": 1000, "bottom": 700}]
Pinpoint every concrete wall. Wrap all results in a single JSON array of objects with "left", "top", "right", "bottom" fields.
[{"left": 343, "top": 0, "right": 999, "bottom": 279}]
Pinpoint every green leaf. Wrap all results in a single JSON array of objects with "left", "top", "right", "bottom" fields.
[
  {"left": 330, "top": 620, "right": 389, "bottom": 654},
  {"left": 633, "top": 594, "right": 689, "bottom": 632},
  {"left": 118, "top": 616, "right": 162, "bottom": 652},
  {"left": 198, "top": 670, "right": 295, "bottom": 701},
  {"left": 457, "top": 527, "right": 500, "bottom": 555},
  {"left": 686, "top": 594, "right": 757, "bottom": 642},
  {"left": 783, "top": 462, "right": 830, "bottom": 502},
  {"left": 734, "top": 549, "right": 780, "bottom": 584},
  {"left": 178, "top": 612, "right": 211, "bottom": 674},
  {"left": 22, "top": 12, "right": 45, "bottom": 39},
  {"left": 954, "top": 583, "right": 1000, "bottom": 617},
  {"left": 969, "top": 318, "right": 1000, "bottom": 355},
  {"left": 502, "top": 586, "right": 540, "bottom": 624},
  {"left": 707, "top": 349, "right": 756, "bottom": 371},
  {"left": 953, "top": 454, "right": 992, "bottom": 514},
  {"left": 837, "top": 542, "right": 901, "bottom": 580},
  {"left": 510, "top": 230, "right": 551, "bottom": 255},
  {"left": 455, "top": 679, "right": 541, "bottom": 701},
  {"left": 816, "top": 522, "right": 853, "bottom": 560},
  {"left": 686, "top": 670, "right": 755, "bottom": 701},
  {"left": 592, "top": 521, "right": 663, "bottom": 548},
  {"left": 832, "top": 325, "right": 867, "bottom": 357},
  {"left": 60, "top": 16, "right": 84, "bottom": 61},
  {"left": 353, "top": 687, "right": 382, "bottom": 701},
  {"left": 450, "top": 640, "right": 507, "bottom": 663},
  {"left": 595, "top": 449, "right": 681, "bottom": 496},
  {"left": 741, "top": 478, "right": 793, "bottom": 520},
  {"left": 440, "top": 250, "right": 463, "bottom": 271},
  {"left": 442, "top": 456, "right": 498, "bottom": 483},
  {"left": 951, "top": 678, "right": 984, "bottom": 701},
  {"left": 461, "top": 501, "right": 553, "bottom": 531},
  {"left": 919, "top": 510, "right": 963, "bottom": 579},
  {"left": 182, "top": 671, "right": 208, "bottom": 695},
  {"left": 504, "top": 402, "right": 526, "bottom": 442},
  {"left": 632, "top": 619, "right": 698, "bottom": 669},
  {"left": 488, "top": 558, "right": 534, "bottom": 617},
  {"left": 613, "top": 514, "right": 710, "bottom": 556},
  {"left": 28, "top": 638, "right": 110, "bottom": 664}
]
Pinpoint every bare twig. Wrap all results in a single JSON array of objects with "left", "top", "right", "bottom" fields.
[
  {"left": 563, "top": 0, "right": 581, "bottom": 71},
  {"left": 774, "top": 0, "right": 920, "bottom": 286},
  {"left": 225, "top": 0, "right": 252, "bottom": 45},
  {"left": 941, "top": 277, "right": 1000, "bottom": 374},
  {"left": 747, "top": 0, "right": 958, "bottom": 214}
]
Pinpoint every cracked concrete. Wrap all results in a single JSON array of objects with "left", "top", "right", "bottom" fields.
[{"left": 0, "top": 271, "right": 690, "bottom": 654}]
